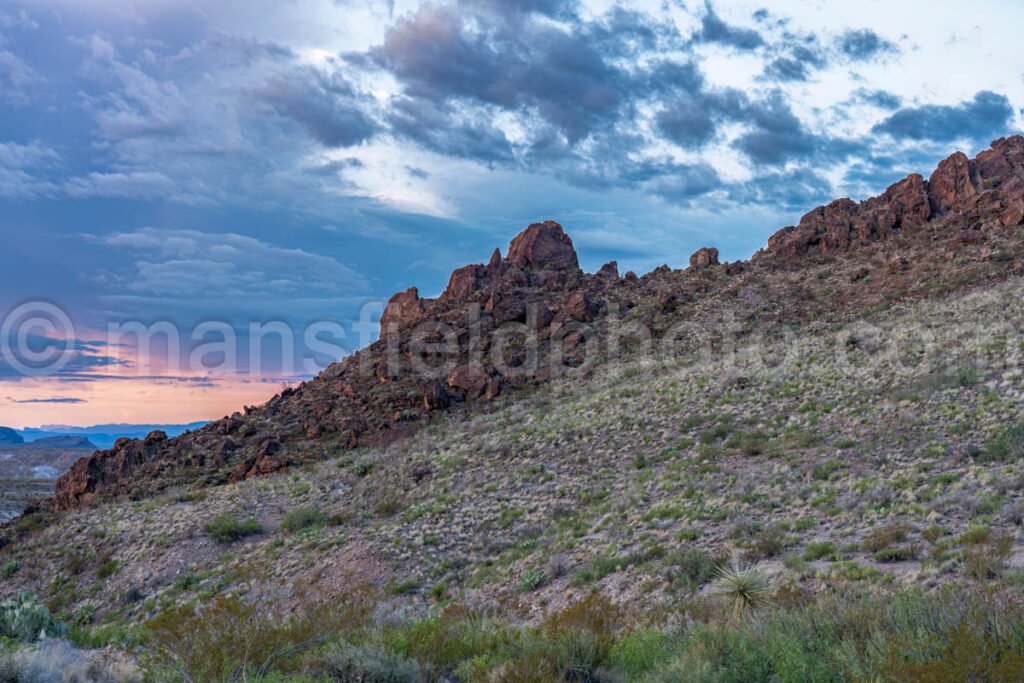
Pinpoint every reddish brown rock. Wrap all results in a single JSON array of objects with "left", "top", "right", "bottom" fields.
[
  {"left": 596, "top": 261, "right": 620, "bottom": 281},
  {"left": 689, "top": 247, "right": 720, "bottom": 269},
  {"left": 53, "top": 430, "right": 168, "bottom": 510},
  {"left": 929, "top": 151, "right": 978, "bottom": 215},
  {"left": 769, "top": 173, "right": 932, "bottom": 260},
  {"left": 381, "top": 287, "right": 428, "bottom": 335},
  {"left": 487, "top": 248, "right": 505, "bottom": 279},
  {"left": 443, "top": 264, "right": 486, "bottom": 301},
  {"left": 486, "top": 288, "right": 527, "bottom": 326},
  {"left": 954, "top": 229, "right": 986, "bottom": 245},
  {"left": 447, "top": 361, "right": 490, "bottom": 398},
  {"left": 421, "top": 380, "right": 451, "bottom": 411},
  {"left": 563, "top": 291, "right": 598, "bottom": 322},
  {"left": 484, "top": 377, "right": 502, "bottom": 401},
  {"left": 507, "top": 221, "right": 579, "bottom": 271}
]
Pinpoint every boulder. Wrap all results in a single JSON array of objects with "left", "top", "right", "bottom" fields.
[
  {"left": 486, "top": 288, "right": 527, "bottom": 326},
  {"left": 689, "top": 247, "right": 720, "bottom": 269},
  {"left": 507, "top": 221, "right": 579, "bottom": 271},
  {"left": 380, "top": 287, "right": 428, "bottom": 335},
  {"left": 421, "top": 380, "right": 451, "bottom": 411},
  {"left": 929, "top": 151, "right": 977, "bottom": 215},
  {"left": 563, "top": 291, "right": 598, "bottom": 322},
  {"left": 443, "top": 264, "right": 486, "bottom": 301},
  {"left": 596, "top": 261, "right": 619, "bottom": 281},
  {"left": 447, "top": 361, "right": 490, "bottom": 398}
]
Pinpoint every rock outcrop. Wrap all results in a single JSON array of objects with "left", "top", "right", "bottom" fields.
[
  {"left": 768, "top": 136, "right": 1024, "bottom": 261},
  {"left": 54, "top": 431, "right": 167, "bottom": 509},
  {"left": 689, "top": 247, "right": 720, "bottom": 269},
  {"left": 507, "top": 220, "right": 579, "bottom": 271}
]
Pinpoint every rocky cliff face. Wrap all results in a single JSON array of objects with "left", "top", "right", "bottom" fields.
[{"left": 51, "top": 136, "right": 1024, "bottom": 512}]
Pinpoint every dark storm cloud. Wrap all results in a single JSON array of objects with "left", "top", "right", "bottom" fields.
[
  {"left": 837, "top": 29, "right": 898, "bottom": 61},
  {"left": 871, "top": 91, "right": 1015, "bottom": 143},
  {"left": 733, "top": 95, "right": 815, "bottom": 165},
  {"left": 386, "top": 96, "right": 514, "bottom": 164},
  {"left": 256, "top": 68, "right": 379, "bottom": 148},
  {"left": 697, "top": 2, "right": 765, "bottom": 51},
  {"left": 729, "top": 167, "right": 833, "bottom": 210},
  {"left": 368, "top": 3, "right": 643, "bottom": 144},
  {"left": 655, "top": 87, "right": 748, "bottom": 148}
]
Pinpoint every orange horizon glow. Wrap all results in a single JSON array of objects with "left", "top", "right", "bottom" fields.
[{"left": 0, "top": 374, "right": 290, "bottom": 428}]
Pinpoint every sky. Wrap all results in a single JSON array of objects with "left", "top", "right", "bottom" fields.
[{"left": 0, "top": 0, "right": 1022, "bottom": 428}]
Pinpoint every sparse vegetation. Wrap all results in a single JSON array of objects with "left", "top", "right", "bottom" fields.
[{"left": 205, "top": 514, "right": 262, "bottom": 543}]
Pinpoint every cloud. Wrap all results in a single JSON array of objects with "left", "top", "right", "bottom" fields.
[
  {"left": 837, "top": 28, "right": 898, "bottom": 61},
  {"left": 10, "top": 397, "right": 87, "bottom": 404},
  {"left": 696, "top": 2, "right": 764, "bottom": 51},
  {"left": 255, "top": 67, "right": 379, "bottom": 148},
  {"left": 65, "top": 171, "right": 178, "bottom": 200},
  {"left": 871, "top": 91, "right": 1015, "bottom": 143},
  {"left": 762, "top": 45, "right": 827, "bottom": 82},
  {"left": 95, "top": 228, "right": 369, "bottom": 300},
  {"left": 851, "top": 88, "right": 902, "bottom": 110}
]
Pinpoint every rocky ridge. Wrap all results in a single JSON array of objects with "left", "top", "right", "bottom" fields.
[{"left": 49, "top": 135, "right": 1024, "bottom": 513}]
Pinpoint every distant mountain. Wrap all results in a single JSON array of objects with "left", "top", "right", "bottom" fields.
[
  {"left": 29, "top": 436, "right": 97, "bottom": 449},
  {"left": 19, "top": 422, "right": 208, "bottom": 450},
  {"left": 0, "top": 427, "right": 24, "bottom": 445}
]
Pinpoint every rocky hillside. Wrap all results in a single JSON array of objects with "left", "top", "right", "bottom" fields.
[
  {"left": 1, "top": 137, "right": 1024, "bottom": 682},
  {"left": 49, "top": 135, "right": 1024, "bottom": 514}
]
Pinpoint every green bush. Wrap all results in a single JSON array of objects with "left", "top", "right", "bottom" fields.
[
  {"left": 1, "top": 560, "right": 20, "bottom": 580},
  {"left": 281, "top": 506, "right": 326, "bottom": 533},
  {"left": 205, "top": 515, "right": 262, "bottom": 543},
  {"left": 981, "top": 424, "right": 1024, "bottom": 462},
  {"left": 521, "top": 569, "right": 547, "bottom": 592}
]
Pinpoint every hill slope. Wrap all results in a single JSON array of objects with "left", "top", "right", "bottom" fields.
[
  {"left": 2, "top": 137, "right": 1024, "bottom": 681},
  {"left": 50, "top": 135, "right": 1024, "bottom": 514}
]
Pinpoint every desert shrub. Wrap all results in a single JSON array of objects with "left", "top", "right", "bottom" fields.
[
  {"left": 872, "top": 546, "right": 915, "bottom": 563},
  {"left": 381, "top": 606, "right": 514, "bottom": 678},
  {"left": 520, "top": 569, "right": 546, "bottom": 592},
  {"left": 981, "top": 424, "right": 1024, "bottom": 462},
  {"left": 744, "top": 525, "right": 790, "bottom": 561},
  {"left": 1, "top": 560, "right": 20, "bottom": 580},
  {"left": 0, "top": 638, "right": 120, "bottom": 683},
  {"left": 324, "top": 642, "right": 422, "bottom": 682},
  {"left": 205, "top": 515, "right": 262, "bottom": 543},
  {"left": 0, "top": 593, "right": 67, "bottom": 642},
  {"left": 145, "top": 592, "right": 369, "bottom": 681},
  {"left": 861, "top": 523, "right": 909, "bottom": 553},
  {"left": 963, "top": 532, "right": 1013, "bottom": 580},
  {"left": 669, "top": 549, "right": 723, "bottom": 591},
  {"left": 803, "top": 541, "right": 840, "bottom": 562},
  {"left": 280, "top": 506, "right": 326, "bottom": 533},
  {"left": 812, "top": 459, "right": 844, "bottom": 481}
]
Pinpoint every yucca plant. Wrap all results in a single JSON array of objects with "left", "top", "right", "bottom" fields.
[{"left": 712, "top": 562, "right": 772, "bottom": 622}]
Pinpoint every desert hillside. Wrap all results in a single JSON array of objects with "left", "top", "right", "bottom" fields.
[{"left": 2, "top": 137, "right": 1024, "bottom": 681}]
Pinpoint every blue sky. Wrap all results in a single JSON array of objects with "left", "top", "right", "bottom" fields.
[{"left": 1, "top": 0, "right": 1022, "bottom": 426}]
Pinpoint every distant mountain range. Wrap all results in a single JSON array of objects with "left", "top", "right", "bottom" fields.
[{"left": 15, "top": 422, "right": 208, "bottom": 450}]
